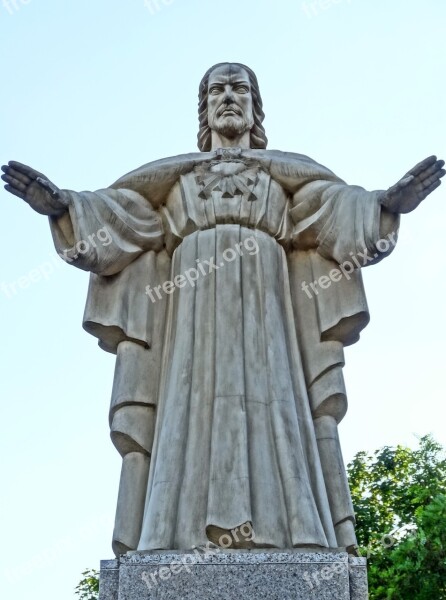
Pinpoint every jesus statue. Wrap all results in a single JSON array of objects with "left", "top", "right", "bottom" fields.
[{"left": 2, "top": 63, "right": 444, "bottom": 557}]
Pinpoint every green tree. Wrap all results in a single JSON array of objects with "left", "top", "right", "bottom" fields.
[
  {"left": 348, "top": 435, "right": 446, "bottom": 599},
  {"left": 75, "top": 569, "right": 99, "bottom": 600}
]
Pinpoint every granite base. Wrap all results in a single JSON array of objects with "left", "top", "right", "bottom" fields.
[{"left": 99, "top": 549, "right": 368, "bottom": 599}]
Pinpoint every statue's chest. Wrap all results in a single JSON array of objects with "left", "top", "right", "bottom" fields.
[{"left": 177, "top": 161, "right": 288, "bottom": 230}]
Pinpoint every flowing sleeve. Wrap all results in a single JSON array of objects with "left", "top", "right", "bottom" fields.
[
  {"left": 291, "top": 180, "right": 400, "bottom": 265},
  {"left": 48, "top": 187, "right": 166, "bottom": 354},
  {"left": 49, "top": 187, "right": 163, "bottom": 276}
]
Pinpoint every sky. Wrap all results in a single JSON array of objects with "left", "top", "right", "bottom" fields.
[{"left": 1, "top": 0, "right": 445, "bottom": 598}]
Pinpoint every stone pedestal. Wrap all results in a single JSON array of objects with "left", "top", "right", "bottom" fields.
[{"left": 98, "top": 550, "right": 368, "bottom": 599}]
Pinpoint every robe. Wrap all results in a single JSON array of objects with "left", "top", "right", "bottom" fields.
[{"left": 49, "top": 149, "right": 399, "bottom": 554}]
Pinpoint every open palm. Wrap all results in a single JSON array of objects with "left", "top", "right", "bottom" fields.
[
  {"left": 1, "top": 161, "right": 68, "bottom": 216},
  {"left": 381, "top": 155, "right": 445, "bottom": 214}
]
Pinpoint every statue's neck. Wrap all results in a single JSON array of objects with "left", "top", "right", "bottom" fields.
[{"left": 210, "top": 130, "right": 250, "bottom": 151}]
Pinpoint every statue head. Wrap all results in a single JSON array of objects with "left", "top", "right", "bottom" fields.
[{"left": 197, "top": 62, "right": 268, "bottom": 152}]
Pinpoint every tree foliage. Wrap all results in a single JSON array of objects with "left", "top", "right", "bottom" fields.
[
  {"left": 347, "top": 435, "right": 446, "bottom": 599},
  {"left": 75, "top": 569, "right": 99, "bottom": 600}
]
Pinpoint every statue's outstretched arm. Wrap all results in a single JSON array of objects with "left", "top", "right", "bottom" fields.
[
  {"left": 2, "top": 160, "right": 164, "bottom": 277},
  {"left": 1, "top": 161, "right": 69, "bottom": 216},
  {"left": 380, "top": 155, "right": 445, "bottom": 214}
]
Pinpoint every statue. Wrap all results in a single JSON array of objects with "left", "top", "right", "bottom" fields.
[{"left": 2, "top": 63, "right": 444, "bottom": 557}]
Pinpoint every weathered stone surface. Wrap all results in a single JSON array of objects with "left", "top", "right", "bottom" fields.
[
  {"left": 349, "top": 556, "right": 369, "bottom": 600},
  {"left": 98, "top": 559, "right": 119, "bottom": 600},
  {"left": 99, "top": 551, "right": 368, "bottom": 600}
]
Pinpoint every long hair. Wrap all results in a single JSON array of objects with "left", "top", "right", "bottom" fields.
[{"left": 197, "top": 63, "right": 268, "bottom": 152}]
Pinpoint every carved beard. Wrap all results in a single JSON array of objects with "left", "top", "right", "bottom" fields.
[{"left": 209, "top": 110, "right": 254, "bottom": 140}]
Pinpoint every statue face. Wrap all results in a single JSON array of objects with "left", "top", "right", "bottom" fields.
[{"left": 207, "top": 64, "right": 254, "bottom": 141}]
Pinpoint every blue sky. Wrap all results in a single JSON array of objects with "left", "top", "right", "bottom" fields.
[{"left": 1, "top": 1, "right": 445, "bottom": 598}]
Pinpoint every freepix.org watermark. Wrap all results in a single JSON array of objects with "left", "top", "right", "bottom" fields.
[
  {"left": 58, "top": 226, "right": 112, "bottom": 264},
  {"left": 141, "top": 522, "right": 255, "bottom": 591},
  {"left": 2, "top": 0, "right": 31, "bottom": 15},
  {"left": 1, "top": 227, "right": 112, "bottom": 299},
  {"left": 145, "top": 236, "right": 260, "bottom": 303},
  {"left": 143, "top": 0, "right": 175, "bottom": 16},
  {"left": 301, "top": 230, "right": 398, "bottom": 300},
  {"left": 302, "top": 524, "right": 417, "bottom": 590},
  {"left": 301, "top": 0, "right": 353, "bottom": 19}
]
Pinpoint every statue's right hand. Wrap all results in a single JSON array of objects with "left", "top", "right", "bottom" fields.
[{"left": 1, "top": 161, "right": 69, "bottom": 216}]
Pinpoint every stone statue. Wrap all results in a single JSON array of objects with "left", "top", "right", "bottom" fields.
[{"left": 3, "top": 63, "right": 444, "bottom": 558}]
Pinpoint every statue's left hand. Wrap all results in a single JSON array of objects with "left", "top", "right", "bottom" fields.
[{"left": 381, "top": 155, "right": 445, "bottom": 214}]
